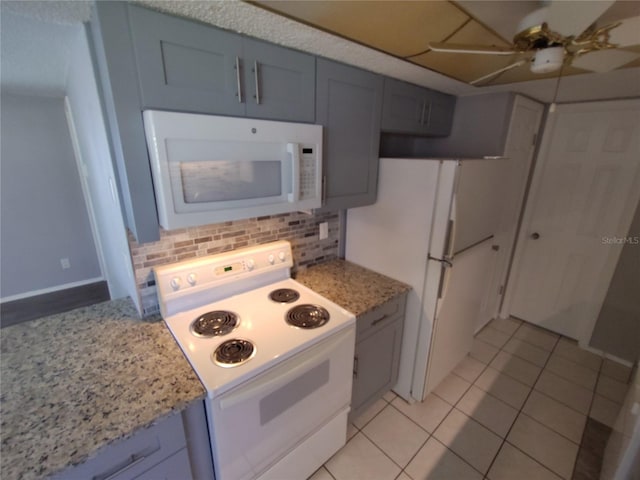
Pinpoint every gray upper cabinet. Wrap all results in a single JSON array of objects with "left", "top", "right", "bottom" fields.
[
  {"left": 381, "top": 78, "right": 455, "bottom": 136},
  {"left": 129, "top": 5, "right": 244, "bottom": 117},
  {"left": 316, "top": 59, "right": 383, "bottom": 210},
  {"left": 91, "top": 1, "right": 160, "bottom": 243},
  {"left": 243, "top": 39, "right": 315, "bottom": 122},
  {"left": 128, "top": 5, "right": 315, "bottom": 122},
  {"left": 90, "top": 3, "right": 317, "bottom": 243}
]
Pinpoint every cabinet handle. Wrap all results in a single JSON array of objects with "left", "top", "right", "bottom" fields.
[
  {"left": 235, "top": 56, "right": 243, "bottom": 104},
  {"left": 353, "top": 354, "right": 359, "bottom": 379},
  {"left": 93, "top": 444, "right": 161, "bottom": 480},
  {"left": 371, "top": 314, "right": 388, "bottom": 327},
  {"left": 253, "top": 60, "right": 261, "bottom": 105},
  {"left": 420, "top": 101, "right": 426, "bottom": 125}
]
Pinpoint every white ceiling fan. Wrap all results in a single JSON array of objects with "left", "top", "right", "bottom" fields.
[{"left": 429, "top": 0, "right": 640, "bottom": 85}]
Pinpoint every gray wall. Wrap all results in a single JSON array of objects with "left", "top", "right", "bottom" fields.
[
  {"left": 0, "top": 92, "right": 101, "bottom": 298},
  {"left": 589, "top": 202, "right": 640, "bottom": 362},
  {"left": 66, "top": 27, "right": 139, "bottom": 308}
]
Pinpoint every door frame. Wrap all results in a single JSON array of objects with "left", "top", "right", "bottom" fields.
[
  {"left": 64, "top": 96, "right": 108, "bottom": 291},
  {"left": 481, "top": 94, "right": 544, "bottom": 328}
]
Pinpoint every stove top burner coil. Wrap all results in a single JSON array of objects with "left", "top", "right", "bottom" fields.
[
  {"left": 213, "top": 339, "right": 256, "bottom": 367},
  {"left": 269, "top": 288, "right": 300, "bottom": 304},
  {"left": 190, "top": 311, "right": 239, "bottom": 337},
  {"left": 286, "top": 304, "right": 330, "bottom": 329}
]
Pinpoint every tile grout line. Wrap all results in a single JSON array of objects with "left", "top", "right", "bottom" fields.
[
  {"left": 435, "top": 318, "right": 524, "bottom": 478},
  {"left": 482, "top": 328, "right": 564, "bottom": 479},
  {"left": 358, "top": 402, "right": 431, "bottom": 472}
]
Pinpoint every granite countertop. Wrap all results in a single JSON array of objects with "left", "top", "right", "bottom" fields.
[
  {"left": 295, "top": 259, "right": 411, "bottom": 316},
  {"left": 0, "top": 298, "right": 205, "bottom": 480}
]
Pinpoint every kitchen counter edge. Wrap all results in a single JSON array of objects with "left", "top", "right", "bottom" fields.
[
  {"left": 295, "top": 259, "right": 411, "bottom": 317},
  {"left": 0, "top": 297, "right": 205, "bottom": 480}
]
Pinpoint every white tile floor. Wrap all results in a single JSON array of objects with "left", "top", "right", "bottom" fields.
[{"left": 310, "top": 318, "right": 633, "bottom": 480}]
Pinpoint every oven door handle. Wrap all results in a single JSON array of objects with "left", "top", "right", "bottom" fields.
[{"left": 218, "top": 327, "right": 351, "bottom": 410}]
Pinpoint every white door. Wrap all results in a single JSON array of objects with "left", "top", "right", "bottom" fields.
[
  {"left": 506, "top": 100, "right": 640, "bottom": 343},
  {"left": 478, "top": 95, "right": 544, "bottom": 330}
]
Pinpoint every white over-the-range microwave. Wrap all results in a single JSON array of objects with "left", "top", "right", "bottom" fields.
[{"left": 142, "top": 110, "right": 323, "bottom": 230}]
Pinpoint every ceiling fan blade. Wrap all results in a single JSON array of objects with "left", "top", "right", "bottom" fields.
[
  {"left": 547, "top": 0, "right": 615, "bottom": 36},
  {"left": 572, "top": 49, "right": 640, "bottom": 73},
  {"left": 470, "top": 59, "right": 528, "bottom": 85},
  {"left": 608, "top": 15, "right": 640, "bottom": 47},
  {"left": 428, "top": 42, "right": 516, "bottom": 55}
]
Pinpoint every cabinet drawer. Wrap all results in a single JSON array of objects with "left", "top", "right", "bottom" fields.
[
  {"left": 52, "top": 413, "right": 187, "bottom": 480},
  {"left": 356, "top": 293, "right": 407, "bottom": 339},
  {"left": 134, "top": 448, "right": 192, "bottom": 480}
]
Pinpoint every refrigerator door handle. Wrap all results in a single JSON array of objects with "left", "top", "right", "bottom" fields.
[
  {"left": 429, "top": 254, "right": 453, "bottom": 300},
  {"left": 428, "top": 254, "right": 452, "bottom": 268}
]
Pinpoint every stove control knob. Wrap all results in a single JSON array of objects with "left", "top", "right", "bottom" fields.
[
  {"left": 246, "top": 259, "right": 255, "bottom": 270},
  {"left": 170, "top": 277, "right": 181, "bottom": 290},
  {"left": 268, "top": 254, "right": 275, "bottom": 264},
  {"left": 278, "top": 251, "right": 286, "bottom": 262},
  {"left": 187, "top": 273, "right": 197, "bottom": 286}
]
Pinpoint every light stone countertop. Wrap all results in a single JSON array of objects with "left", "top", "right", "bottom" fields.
[
  {"left": 0, "top": 297, "right": 205, "bottom": 480},
  {"left": 295, "top": 259, "right": 411, "bottom": 317}
]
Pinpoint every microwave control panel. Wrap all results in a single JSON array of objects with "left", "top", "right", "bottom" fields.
[{"left": 300, "top": 146, "right": 317, "bottom": 200}]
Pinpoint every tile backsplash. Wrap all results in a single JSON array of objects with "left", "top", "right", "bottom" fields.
[{"left": 129, "top": 211, "right": 340, "bottom": 316}]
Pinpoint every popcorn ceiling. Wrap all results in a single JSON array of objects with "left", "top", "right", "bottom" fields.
[
  {"left": 2, "top": 0, "right": 469, "bottom": 94},
  {"left": 133, "top": 0, "right": 471, "bottom": 96}
]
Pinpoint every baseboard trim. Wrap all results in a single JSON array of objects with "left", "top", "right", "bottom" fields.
[
  {"left": 1, "top": 281, "right": 110, "bottom": 328},
  {"left": 0, "top": 277, "right": 104, "bottom": 303}
]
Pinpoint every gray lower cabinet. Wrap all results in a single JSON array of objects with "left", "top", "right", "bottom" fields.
[
  {"left": 50, "top": 401, "right": 214, "bottom": 480},
  {"left": 316, "top": 59, "right": 383, "bottom": 210},
  {"left": 350, "top": 293, "right": 407, "bottom": 420},
  {"left": 128, "top": 5, "right": 315, "bottom": 122},
  {"left": 381, "top": 77, "right": 455, "bottom": 136}
]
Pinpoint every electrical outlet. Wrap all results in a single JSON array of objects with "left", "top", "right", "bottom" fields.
[
  {"left": 319, "top": 222, "right": 329, "bottom": 240},
  {"left": 60, "top": 258, "right": 71, "bottom": 269}
]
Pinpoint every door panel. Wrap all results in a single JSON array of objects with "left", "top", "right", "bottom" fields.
[
  {"left": 316, "top": 58, "right": 383, "bottom": 210},
  {"left": 243, "top": 38, "right": 315, "bottom": 122},
  {"left": 129, "top": 5, "right": 244, "bottom": 116},
  {"left": 508, "top": 100, "right": 640, "bottom": 342}
]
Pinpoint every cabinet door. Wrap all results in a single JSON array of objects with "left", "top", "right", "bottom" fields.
[
  {"left": 381, "top": 78, "right": 428, "bottom": 134},
  {"left": 91, "top": 1, "right": 161, "bottom": 242},
  {"left": 424, "top": 90, "right": 456, "bottom": 136},
  {"left": 351, "top": 318, "right": 403, "bottom": 418},
  {"left": 129, "top": 5, "right": 244, "bottom": 116},
  {"left": 316, "top": 59, "right": 383, "bottom": 210},
  {"left": 243, "top": 38, "right": 315, "bottom": 122}
]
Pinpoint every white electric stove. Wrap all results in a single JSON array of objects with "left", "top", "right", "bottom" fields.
[{"left": 154, "top": 241, "right": 356, "bottom": 480}]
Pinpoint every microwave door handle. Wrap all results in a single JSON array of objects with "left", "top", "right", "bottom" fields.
[{"left": 287, "top": 143, "right": 300, "bottom": 203}]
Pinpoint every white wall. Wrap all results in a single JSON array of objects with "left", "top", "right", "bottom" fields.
[
  {"left": 65, "top": 27, "right": 139, "bottom": 311},
  {"left": 0, "top": 92, "right": 102, "bottom": 298}
]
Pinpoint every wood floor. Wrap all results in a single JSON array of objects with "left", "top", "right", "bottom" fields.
[{"left": 1, "top": 281, "right": 110, "bottom": 328}]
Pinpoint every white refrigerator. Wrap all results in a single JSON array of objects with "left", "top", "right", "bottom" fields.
[{"left": 346, "top": 157, "right": 507, "bottom": 402}]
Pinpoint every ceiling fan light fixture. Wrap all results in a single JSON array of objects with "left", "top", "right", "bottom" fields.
[{"left": 530, "top": 46, "right": 564, "bottom": 74}]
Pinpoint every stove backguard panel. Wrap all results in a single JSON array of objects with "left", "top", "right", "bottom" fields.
[{"left": 129, "top": 210, "right": 340, "bottom": 316}]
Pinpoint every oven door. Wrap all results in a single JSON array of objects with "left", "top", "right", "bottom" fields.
[{"left": 207, "top": 325, "right": 355, "bottom": 480}]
